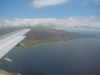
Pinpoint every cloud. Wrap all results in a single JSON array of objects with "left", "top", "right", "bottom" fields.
[
  {"left": 82, "top": 0, "right": 100, "bottom": 5},
  {"left": 31, "top": 0, "right": 71, "bottom": 8},
  {"left": 30, "top": 0, "right": 100, "bottom": 8},
  {"left": 82, "top": 1, "right": 89, "bottom": 5},
  {"left": 0, "top": 16, "right": 100, "bottom": 29}
]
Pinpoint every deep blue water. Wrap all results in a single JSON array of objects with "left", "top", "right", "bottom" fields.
[{"left": 0, "top": 38, "right": 100, "bottom": 75}]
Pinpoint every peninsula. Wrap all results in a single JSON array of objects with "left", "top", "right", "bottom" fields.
[{"left": 20, "top": 27, "right": 94, "bottom": 46}]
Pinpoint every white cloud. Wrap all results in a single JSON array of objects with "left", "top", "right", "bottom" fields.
[
  {"left": 82, "top": 0, "right": 100, "bottom": 5},
  {"left": 31, "top": 0, "right": 71, "bottom": 8},
  {"left": 0, "top": 16, "right": 100, "bottom": 29},
  {"left": 30, "top": 0, "right": 100, "bottom": 8}
]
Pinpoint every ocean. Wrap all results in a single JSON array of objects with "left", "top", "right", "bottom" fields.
[{"left": 0, "top": 28, "right": 100, "bottom": 75}]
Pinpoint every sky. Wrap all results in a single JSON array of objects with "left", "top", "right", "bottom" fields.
[{"left": 0, "top": 0, "right": 100, "bottom": 28}]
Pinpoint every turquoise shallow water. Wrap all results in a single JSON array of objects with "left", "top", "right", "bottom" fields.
[{"left": 0, "top": 37, "right": 100, "bottom": 75}]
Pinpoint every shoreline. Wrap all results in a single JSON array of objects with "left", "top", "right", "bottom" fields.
[
  {"left": 20, "top": 36, "right": 97, "bottom": 47},
  {"left": 20, "top": 38, "right": 76, "bottom": 47}
]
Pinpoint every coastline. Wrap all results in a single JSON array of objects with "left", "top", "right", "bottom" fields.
[
  {"left": 20, "top": 36, "right": 97, "bottom": 47},
  {"left": 20, "top": 38, "right": 74, "bottom": 47}
]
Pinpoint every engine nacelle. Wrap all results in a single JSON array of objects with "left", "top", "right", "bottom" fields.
[
  {"left": 0, "top": 56, "right": 12, "bottom": 62},
  {"left": 16, "top": 43, "right": 25, "bottom": 47},
  {"left": 0, "top": 69, "right": 21, "bottom": 75}
]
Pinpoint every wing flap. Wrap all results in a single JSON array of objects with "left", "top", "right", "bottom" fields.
[
  {"left": 0, "top": 29, "right": 31, "bottom": 45},
  {"left": 0, "top": 36, "right": 26, "bottom": 59}
]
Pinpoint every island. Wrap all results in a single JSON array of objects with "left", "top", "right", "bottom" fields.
[{"left": 20, "top": 27, "right": 94, "bottom": 46}]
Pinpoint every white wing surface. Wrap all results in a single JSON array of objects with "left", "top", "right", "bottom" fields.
[{"left": 0, "top": 29, "right": 31, "bottom": 59}]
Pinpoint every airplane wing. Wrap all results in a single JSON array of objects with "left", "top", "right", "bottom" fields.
[{"left": 0, "top": 29, "right": 31, "bottom": 59}]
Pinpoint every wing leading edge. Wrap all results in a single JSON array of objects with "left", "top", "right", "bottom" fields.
[{"left": 0, "top": 29, "right": 31, "bottom": 59}]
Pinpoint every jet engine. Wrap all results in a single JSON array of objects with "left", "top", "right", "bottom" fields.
[
  {"left": 0, "top": 56, "right": 12, "bottom": 62},
  {"left": 16, "top": 43, "right": 25, "bottom": 47},
  {"left": 0, "top": 69, "right": 21, "bottom": 75}
]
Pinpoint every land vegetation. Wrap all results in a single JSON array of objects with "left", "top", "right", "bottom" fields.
[{"left": 21, "top": 27, "right": 94, "bottom": 46}]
